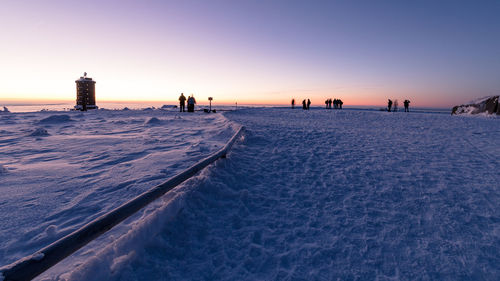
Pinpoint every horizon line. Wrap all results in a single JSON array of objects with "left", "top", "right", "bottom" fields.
[{"left": 0, "top": 98, "right": 453, "bottom": 109}]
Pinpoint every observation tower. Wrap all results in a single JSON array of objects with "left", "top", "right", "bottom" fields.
[{"left": 75, "top": 72, "right": 97, "bottom": 111}]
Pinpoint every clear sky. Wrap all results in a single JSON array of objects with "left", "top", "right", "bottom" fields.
[{"left": 1, "top": 0, "right": 499, "bottom": 107}]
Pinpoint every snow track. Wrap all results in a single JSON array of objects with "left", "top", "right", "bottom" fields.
[{"left": 88, "top": 108, "right": 499, "bottom": 280}]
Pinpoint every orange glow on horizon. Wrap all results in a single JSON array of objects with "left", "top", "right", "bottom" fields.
[{"left": 0, "top": 95, "right": 452, "bottom": 108}]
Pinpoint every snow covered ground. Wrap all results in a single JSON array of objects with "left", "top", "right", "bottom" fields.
[
  {"left": 1, "top": 107, "right": 499, "bottom": 280},
  {"left": 0, "top": 108, "right": 237, "bottom": 268}
]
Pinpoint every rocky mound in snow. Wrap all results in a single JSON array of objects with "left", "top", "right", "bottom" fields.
[{"left": 452, "top": 96, "right": 499, "bottom": 115}]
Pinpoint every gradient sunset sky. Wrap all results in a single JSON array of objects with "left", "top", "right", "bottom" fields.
[{"left": 1, "top": 0, "right": 499, "bottom": 107}]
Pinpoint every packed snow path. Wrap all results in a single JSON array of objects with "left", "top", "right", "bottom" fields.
[{"left": 107, "top": 108, "right": 499, "bottom": 280}]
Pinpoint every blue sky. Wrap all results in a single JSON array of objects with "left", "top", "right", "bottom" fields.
[{"left": 1, "top": 0, "right": 499, "bottom": 106}]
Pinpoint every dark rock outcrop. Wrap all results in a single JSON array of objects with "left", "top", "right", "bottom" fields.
[
  {"left": 452, "top": 96, "right": 499, "bottom": 115},
  {"left": 485, "top": 96, "right": 499, "bottom": 114}
]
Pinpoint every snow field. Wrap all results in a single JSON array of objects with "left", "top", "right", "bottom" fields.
[
  {"left": 2, "top": 107, "right": 499, "bottom": 280},
  {"left": 104, "top": 108, "right": 498, "bottom": 280},
  {"left": 0, "top": 108, "right": 237, "bottom": 268}
]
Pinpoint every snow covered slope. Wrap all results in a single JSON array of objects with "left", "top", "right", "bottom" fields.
[
  {"left": 0, "top": 109, "right": 237, "bottom": 267},
  {"left": 452, "top": 95, "right": 500, "bottom": 115},
  {"left": 48, "top": 108, "right": 500, "bottom": 280}
]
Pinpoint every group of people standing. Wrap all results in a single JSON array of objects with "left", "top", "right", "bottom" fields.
[
  {"left": 291, "top": 98, "right": 344, "bottom": 110},
  {"left": 291, "top": 98, "right": 311, "bottom": 110},
  {"left": 178, "top": 94, "right": 410, "bottom": 113},
  {"left": 301, "top": 99, "right": 311, "bottom": 110},
  {"left": 324, "top": 98, "right": 343, "bottom": 109},
  {"left": 178, "top": 93, "right": 197, "bottom": 112},
  {"left": 387, "top": 99, "right": 410, "bottom": 112}
]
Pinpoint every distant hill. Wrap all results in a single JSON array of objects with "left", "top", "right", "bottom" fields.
[{"left": 452, "top": 96, "right": 499, "bottom": 115}]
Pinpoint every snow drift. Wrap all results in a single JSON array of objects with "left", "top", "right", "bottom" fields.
[
  {"left": 29, "top": 128, "right": 50, "bottom": 137},
  {"left": 0, "top": 108, "right": 237, "bottom": 269},
  {"left": 37, "top": 115, "right": 74, "bottom": 124}
]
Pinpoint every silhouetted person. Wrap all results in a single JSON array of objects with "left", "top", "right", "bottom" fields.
[
  {"left": 333, "top": 98, "right": 338, "bottom": 109},
  {"left": 291, "top": 98, "right": 295, "bottom": 109},
  {"left": 325, "top": 99, "right": 329, "bottom": 109},
  {"left": 387, "top": 99, "right": 393, "bottom": 112},
  {"left": 404, "top": 99, "right": 410, "bottom": 112},
  {"left": 187, "top": 94, "right": 196, "bottom": 112},
  {"left": 339, "top": 99, "right": 343, "bottom": 109},
  {"left": 328, "top": 99, "right": 332, "bottom": 109},
  {"left": 179, "top": 93, "right": 186, "bottom": 112},
  {"left": 307, "top": 99, "right": 311, "bottom": 110},
  {"left": 302, "top": 99, "right": 307, "bottom": 110}
]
